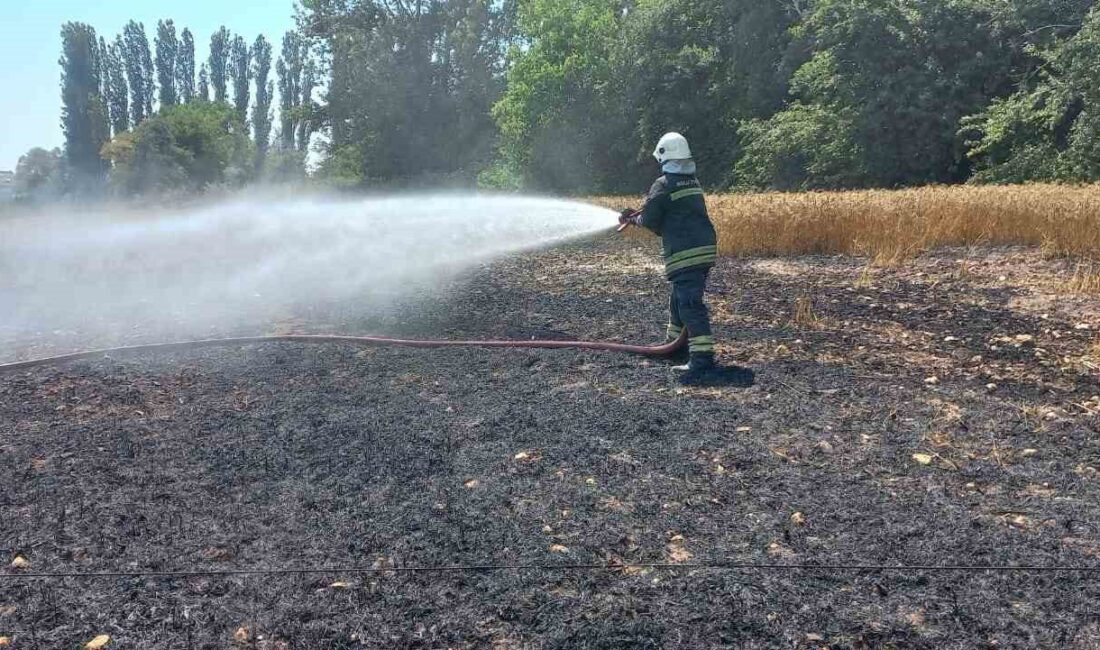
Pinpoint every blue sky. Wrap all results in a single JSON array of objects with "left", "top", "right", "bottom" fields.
[{"left": 0, "top": 1, "right": 298, "bottom": 171}]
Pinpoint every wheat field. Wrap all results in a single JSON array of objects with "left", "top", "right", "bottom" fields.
[{"left": 589, "top": 184, "right": 1100, "bottom": 266}]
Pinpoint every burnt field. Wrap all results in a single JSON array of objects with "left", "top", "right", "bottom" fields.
[{"left": 3, "top": 233, "right": 1100, "bottom": 649}]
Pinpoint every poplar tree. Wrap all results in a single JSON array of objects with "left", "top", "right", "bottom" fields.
[
  {"left": 296, "top": 57, "right": 316, "bottom": 152},
  {"left": 198, "top": 63, "right": 211, "bottom": 101},
  {"left": 122, "top": 21, "right": 155, "bottom": 124},
  {"left": 106, "top": 37, "right": 130, "bottom": 133},
  {"left": 209, "top": 27, "right": 231, "bottom": 103},
  {"left": 230, "top": 35, "right": 252, "bottom": 124},
  {"left": 155, "top": 19, "right": 179, "bottom": 107},
  {"left": 252, "top": 35, "right": 274, "bottom": 161},
  {"left": 276, "top": 31, "right": 302, "bottom": 150},
  {"left": 177, "top": 28, "right": 196, "bottom": 102},
  {"left": 98, "top": 37, "right": 113, "bottom": 133},
  {"left": 60, "top": 22, "right": 110, "bottom": 190}
]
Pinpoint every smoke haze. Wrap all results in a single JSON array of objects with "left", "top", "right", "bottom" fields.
[{"left": 0, "top": 195, "right": 616, "bottom": 361}]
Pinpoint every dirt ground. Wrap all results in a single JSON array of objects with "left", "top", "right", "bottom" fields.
[{"left": 2, "top": 232, "right": 1100, "bottom": 649}]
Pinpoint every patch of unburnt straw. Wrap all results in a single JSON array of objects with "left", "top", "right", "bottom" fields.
[{"left": 591, "top": 183, "right": 1100, "bottom": 274}]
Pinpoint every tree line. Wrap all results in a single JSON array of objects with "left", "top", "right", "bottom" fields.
[
  {"left": 486, "top": 0, "right": 1100, "bottom": 193},
  {"left": 301, "top": 0, "right": 1100, "bottom": 193},
  {"left": 16, "top": 19, "right": 317, "bottom": 201},
  {"left": 17, "top": 0, "right": 1100, "bottom": 200}
]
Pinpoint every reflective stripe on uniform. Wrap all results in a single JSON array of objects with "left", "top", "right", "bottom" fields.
[
  {"left": 670, "top": 187, "right": 704, "bottom": 201},
  {"left": 689, "top": 335, "right": 715, "bottom": 353},
  {"left": 667, "top": 324, "right": 684, "bottom": 339},
  {"left": 667, "top": 245, "right": 717, "bottom": 265},
  {"left": 665, "top": 245, "right": 718, "bottom": 276},
  {"left": 666, "top": 254, "right": 718, "bottom": 276}
]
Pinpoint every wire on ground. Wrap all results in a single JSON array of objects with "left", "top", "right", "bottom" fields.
[{"left": 3, "top": 561, "right": 1099, "bottom": 581}]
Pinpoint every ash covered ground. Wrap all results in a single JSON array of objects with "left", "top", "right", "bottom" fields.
[{"left": 3, "top": 233, "right": 1100, "bottom": 649}]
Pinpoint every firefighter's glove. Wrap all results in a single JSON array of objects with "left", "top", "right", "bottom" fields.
[{"left": 618, "top": 208, "right": 640, "bottom": 226}]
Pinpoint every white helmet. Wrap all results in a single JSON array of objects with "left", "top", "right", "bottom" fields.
[{"left": 653, "top": 132, "right": 692, "bottom": 163}]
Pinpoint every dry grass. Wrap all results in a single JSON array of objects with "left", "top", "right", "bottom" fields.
[
  {"left": 589, "top": 184, "right": 1100, "bottom": 267},
  {"left": 854, "top": 265, "right": 876, "bottom": 289},
  {"left": 791, "top": 293, "right": 820, "bottom": 329},
  {"left": 1062, "top": 263, "right": 1100, "bottom": 294},
  {"left": 1088, "top": 338, "right": 1100, "bottom": 364}
]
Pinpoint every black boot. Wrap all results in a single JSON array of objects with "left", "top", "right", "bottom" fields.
[
  {"left": 673, "top": 352, "right": 715, "bottom": 374},
  {"left": 677, "top": 354, "right": 755, "bottom": 388}
]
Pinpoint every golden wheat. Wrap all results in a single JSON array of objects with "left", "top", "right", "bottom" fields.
[
  {"left": 589, "top": 184, "right": 1100, "bottom": 266},
  {"left": 1063, "top": 263, "right": 1100, "bottom": 294}
]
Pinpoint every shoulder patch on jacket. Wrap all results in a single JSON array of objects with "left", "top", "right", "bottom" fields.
[{"left": 648, "top": 176, "right": 669, "bottom": 195}]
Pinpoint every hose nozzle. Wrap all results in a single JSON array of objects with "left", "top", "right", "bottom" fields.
[{"left": 617, "top": 208, "right": 640, "bottom": 232}]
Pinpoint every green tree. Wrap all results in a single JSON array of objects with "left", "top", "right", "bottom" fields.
[
  {"left": 614, "top": 0, "right": 797, "bottom": 189},
  {"left": 491, "top": 0, "right": 623, "bottom": 192},
  {"left": 735, "top": 103, "right": 864, "bottom": 190},
  {"left": 302, "top": 0, "right": 515, "bottom": 184},
  {"left": 209, "top": 27, "right": 231, "bottom": 103},
  {"left": 14, "top": 147, "right": 64, "bottom": 202},
  {"left": 198, "top": 63, "right": 211, "bottom": 101},
  {"left": 60, "top": 22, "right": 110, "bottom": 192},
  {"left": 98, "top": 37, "right": 110, "bottom": 110},
  {"left": 102, "top": 101, "right": 253, "bottom": 194},
  {"left": 965, "top": 5, "right": 1100, "bottom": 183},
  {"left": 125, "top": 119, "right": 188, "bottom": 192},
  {"left": 276, "top": 31, "right": 303, "bottom": 151},
  {"left": 155, "top": 19, "right": 179, "bottom": 107},
  {"left": 734, "top": 0, "right": 1062, "bottom": 190},
  {"left": 122, "top": 21, "right": 155, "bottom": 125},
  {"left": 100, "top": 36, "right": 126, "bottom": 135},
  {"left": 230, "top": 35, "right": 252, "bottom": 125},
  {"left": 275, "top": 29, "right": 318, "bottom": 153},
  {"left": 296, "top": 57, "right": 317, "bottom": 153},
  {"left": 178, "top": 28, "right": 196, "bottom": 102},
  {"left": 106, "top": 37, "right": 130, "bottom": 133},
  {"left": 252, "top": 35, "right": 275, "bottom": 165},
  {"left": 262, "top": 149, "right": 308, "bottom": 183}
]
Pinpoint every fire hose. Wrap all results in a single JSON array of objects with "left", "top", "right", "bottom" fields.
[{"left": 0, "top": 331, "right": 688, "bottom": 374}]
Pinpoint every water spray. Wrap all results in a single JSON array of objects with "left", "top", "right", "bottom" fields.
[{"left": 0, "top": 195, "right": 685, "bottom": 372}]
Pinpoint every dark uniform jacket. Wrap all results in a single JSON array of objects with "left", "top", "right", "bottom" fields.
[{"left": 638, "top": 173, "right": 718, "bottom": 279}]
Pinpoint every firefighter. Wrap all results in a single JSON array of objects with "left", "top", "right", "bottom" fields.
[{"left": 620, "top": 132, "right": 753, "bottom": 387}]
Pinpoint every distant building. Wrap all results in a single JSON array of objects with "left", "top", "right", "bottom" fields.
[{"left": 0, "top": 170, "right": 13, "bottom": 201}]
